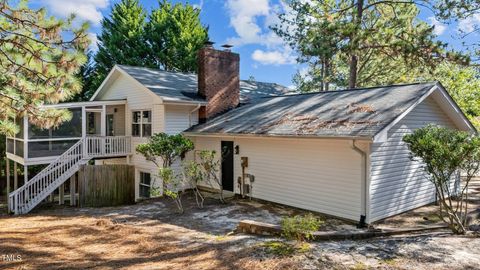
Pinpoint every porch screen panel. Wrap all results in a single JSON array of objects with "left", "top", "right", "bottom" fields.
[
  {"left": 27, "top": 107, "right": 82, "bottom": 158},
  {"left": 6, "top": 138, "right": 14, "bottom": 154},
  {"left": 28, "top": 108, "right": 82, "bottom": 139},
  {"left": 52, "top": 108, "right": 82, "bottom": 137},
  {"left": 28, "top": 140, "right": 78, "bottom": 158}
]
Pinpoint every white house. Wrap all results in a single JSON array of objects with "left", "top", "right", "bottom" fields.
[{"left": 6, "top": 45, "right": 476, "bottom": 224}]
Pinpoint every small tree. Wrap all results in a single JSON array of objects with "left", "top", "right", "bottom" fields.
[
  {"left": 198, "top": 150, "right": 224, "bottom": 203},
  {"left": 136, "top": 133, "right": 194, "bottom": 213},
  {"left": 159, "top": 167, "right": 184, "bottom": 213},
  {"left": 182, "top": 161, "right": 205, "bottom": 208},
  {"left": 403, "top": 125, "right": 480, "bottom": 234}
]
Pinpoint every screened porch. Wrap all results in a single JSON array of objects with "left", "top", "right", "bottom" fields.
[{"left": 6, "top": 100, "right": 127, "bottom": 166}]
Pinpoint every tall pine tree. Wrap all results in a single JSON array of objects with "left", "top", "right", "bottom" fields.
[
  {"left": 146, "top": 1, "right": 209, "bottom": 72},
  {"left": 274, "top": 0, "right": 468, "bottom": 91},
  {"left": 84, "top": 0, "right": 209, "bottom": 99},
  {"left": 92, "top": 0, "right": 152, "bottom": 94},
  {"left": 0, "top": 0, "right": 89, "bottom": 135}
]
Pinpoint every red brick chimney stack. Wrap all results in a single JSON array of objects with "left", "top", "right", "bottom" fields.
[{"left": 197, "top": 42, "right": 240, "bottom": 122}]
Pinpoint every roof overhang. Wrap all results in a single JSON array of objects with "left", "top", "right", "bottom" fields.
[
  {"left": 89, "top": 65, "right": 162, "bottom": 102},
  {"left": 373, "top": 82, "right": 477, "bottom": 143},
  {"left": 42, "top": 99, "right": 127, "bottom": 109},
  {"left": 183, "top": 131, "right": 373, "bottom": 141},
  {"left": 163, "top": 98, "right": 208, "bottom": 106}
]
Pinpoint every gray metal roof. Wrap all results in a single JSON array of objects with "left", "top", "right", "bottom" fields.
[
  {"left": 117, "top": 65, "right": 294, "bottom": 103},
  {"left": 239, "top": 80, "right": 295, "bottom": 102},
  {"left": 117, "top": 65, "right": 202, "bottom": 102},
  {"left": 185, "top": 83, "right": 437, "bottom": 138}
]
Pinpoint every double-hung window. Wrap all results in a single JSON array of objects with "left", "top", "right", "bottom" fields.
[
  {"left": 139, "top": 172, "right": 151, "bottom": 198},
  {"left": 132, "top": 110, "right": 152, "bottom": 137}
]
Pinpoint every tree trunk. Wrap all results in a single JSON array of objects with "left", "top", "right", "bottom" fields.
[
  {"left": 349, "top": 0, "right": 364, "bottom": 89},
  {"left": 349, "top": 55, "right": 358, "bottom": 88}
]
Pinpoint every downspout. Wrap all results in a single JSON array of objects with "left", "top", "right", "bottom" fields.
[
  {"left": 351, "top": 140, "right": 368, "bottom": 228},
  {"left": 188, "top": 104, "right": 201, "bottom": 127}
]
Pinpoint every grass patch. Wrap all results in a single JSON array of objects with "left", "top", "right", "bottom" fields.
[
  {"left": 350, "top": 261, "right": 368, "bottom": 270},
  {"left": 381, "top": 258, "right": 397, "bottom": 266},
  {"left": 261, "top": 241, "right": 311, "bottom": 256},
  {"left": 423, "top": 213, "right": 442, "bottom": 222}
]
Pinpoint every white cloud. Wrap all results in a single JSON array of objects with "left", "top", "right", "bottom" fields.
[
  {"left": 88, "top": 33, "right": 99, "bottom": 51},
  {"left": 225, "top": 0, "right": 282, "bottom": 47},
  {"left": 251, "top": 48, "right": 295, "bottom": 65},
  {"left": 226, "top": 0, "right": 297, "bottom": 66},
  {"left": 43, "top": 0, "right": 109, "bottom": 26},
  {"left": 428, "top": 16, "right": 446, "bottom": 36},
  {"left": 458, "top": 14, "right": 480, "bottom": 33},
  {"left": 193, "top": 0, "right": 204, "bottom": 10}
]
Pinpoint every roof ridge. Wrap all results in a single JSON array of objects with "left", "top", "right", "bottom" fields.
[
  {"left": 259, "top": 81, "right": 437, "bottom": 99},
  {"left": 118, "top": 64, "right": 292, "bottom": 88},
  {"left": 117, "top": 64, "right": 197, "bottom": 77}
]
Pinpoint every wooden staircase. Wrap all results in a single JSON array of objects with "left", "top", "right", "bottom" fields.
[{"left": 8, "top": 136, "right": 131, "bottom": 214}]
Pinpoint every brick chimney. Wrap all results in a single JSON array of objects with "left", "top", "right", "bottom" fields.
[{"left": 197, "top": 43, "right": 240, "bottom": 122}]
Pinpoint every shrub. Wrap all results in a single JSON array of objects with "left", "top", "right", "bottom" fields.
[
  {"left": 159, "top": 167, "right": 186, "bottom": 213},
  {"left": 198, "top": 150, "right": 225, "bottom": 203},
  {"left": 403, "top": 125, "right": 480, "bottom": 234},
  {"left": 182, "top": 161, "right": 205, "bottom": 208},
  {"left": 281, "top": 213, "right": 323, "bottom": 241},
  {"left": 136, "top": 133, "right": 194, "bottom": 213}
]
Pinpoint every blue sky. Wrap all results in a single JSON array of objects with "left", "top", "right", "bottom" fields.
[{"left": 30, "top": 0, "right": 480, "bottom": 88}]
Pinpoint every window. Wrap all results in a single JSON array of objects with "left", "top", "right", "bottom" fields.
[
  {"left": 132, "top": 110, "right": 151, "bottom": 137},
  {"left": 139, "top": 172, "right": 151, "bottom": 198}
]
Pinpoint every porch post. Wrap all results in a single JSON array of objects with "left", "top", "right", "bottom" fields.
[
  {"left": 101, "top": 105, "right": 106, "bottom": 137},
  {"left": 70, "top": 174, "right": 76, "bottom": 206},
  {"left": 13, "top": 161, "right": 18, "bottom": 190},
  {"left": 23, "top": 115, "right": 28, "bottom": 160},
  {"left": 24, "top": 165, "right": 28, "bottom": 183},
  {"left": 82, "top": 106, "right": 86, "bottom": 138},
  {"left": 5, "top": 158, "right": 10, "bottom": 192},
  {"left": 59, "top": 183, "right": 64, "bottom": 205}
]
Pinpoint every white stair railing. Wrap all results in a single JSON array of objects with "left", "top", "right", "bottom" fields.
[{"left": 8, "top": 136, "right": 131, "bottom": 214}]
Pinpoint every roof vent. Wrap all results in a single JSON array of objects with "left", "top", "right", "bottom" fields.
[
  {"left": 221, "top": 44, "right": 233, "bottom": 52},
  {"left": 204, "top": 40, "right": 215, "bottom": 48}
]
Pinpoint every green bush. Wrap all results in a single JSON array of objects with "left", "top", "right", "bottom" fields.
[
  {"left": 403, "top": 124, "right": 480, "bottom": 234},
  {"left": 281, "top": 213, "right": 323, "bottom": 241}
]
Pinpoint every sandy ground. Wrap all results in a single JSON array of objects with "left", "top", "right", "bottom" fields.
[{"left": 0, "top": 192, "right": 479, "bottom": 270}]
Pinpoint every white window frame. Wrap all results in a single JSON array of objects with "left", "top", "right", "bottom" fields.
[
  {"left": 139, "top": 171, "right": 151, "bottom": 198},
  {"left": 132, "top": 110, "right": 152, "bottom": 137}
]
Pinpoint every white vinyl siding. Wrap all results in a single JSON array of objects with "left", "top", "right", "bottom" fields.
[
  {"left": 165, "top": 105, "right": 199, "bottom": 135},
  {"left": 95, "top": 73, "right": 202, "bottom": 200},
  {"left": 193, "top": 136, "right": 363, "bottom": 221},
  {"left": 94, "top": 158, "right": 127, "bottom": 165},
  {"left": 369, "top": 97, "right": 458, "bottom": 222},
  {"left": 94, "top": 72, "right": 164, "bottom": 200}
]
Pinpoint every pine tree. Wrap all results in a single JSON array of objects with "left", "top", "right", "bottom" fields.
[
  {"left": 0, "top": 0, "right": 89, "bottom": 136},
  {"left": 92, "top": 0, "right": 152, "bottom": 92},
  {"left": 274, "top": 0, "right": 468, "bottom": 91},
  {"left": 84, "top": 0, "right": 209, "bottom": 99},
  {"left": 146, "top": 1, "right": 209, "bottom": 72}
]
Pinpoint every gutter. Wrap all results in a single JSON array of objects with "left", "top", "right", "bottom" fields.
[
  {"left": 351, "top": 140, "right": 368, "bottom": 227},
  {"left": 183, "top": 131, "right": 373, "bottom": 141}
]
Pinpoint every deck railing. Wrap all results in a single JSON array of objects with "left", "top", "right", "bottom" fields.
[{"left": 8, "top": 136, "right": 131, "bottom": 214}]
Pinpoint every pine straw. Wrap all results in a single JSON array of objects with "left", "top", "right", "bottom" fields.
[{"left": 0, "top": 214, "right": 303, "bottom": 270}]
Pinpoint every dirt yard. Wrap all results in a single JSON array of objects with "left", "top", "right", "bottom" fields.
[{"left": 1, "top": 192, "right": 480, "bottom": 270}]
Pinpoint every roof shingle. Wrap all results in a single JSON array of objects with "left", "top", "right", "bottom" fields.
[
  {"left": 185, "top": 83, "right": 437, "bottom": 138},
  {"left": 117, "top": 65, "right": 294, "bottom": 103}
]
